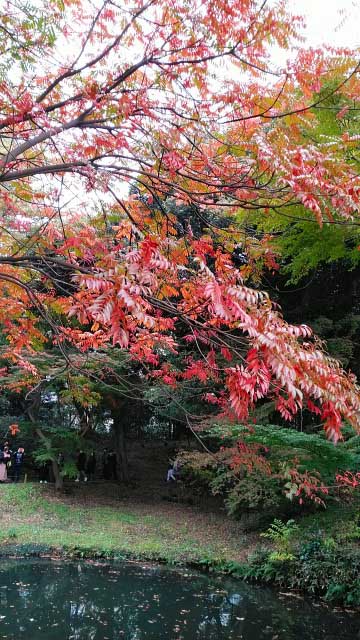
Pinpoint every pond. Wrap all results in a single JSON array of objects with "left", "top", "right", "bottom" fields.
[{"left": 0, "top": 559, "right": 358, "bottom": 639}]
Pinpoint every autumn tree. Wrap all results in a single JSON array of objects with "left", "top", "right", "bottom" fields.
[
  {"left": 234, "top": 86, "right": 360, "bottom": 402},
  {"left": 0, "top": 0, "right": 360, "bottom": 443},
  {"left": 235, "top": 80, "right": 360, "bottom": 283}
]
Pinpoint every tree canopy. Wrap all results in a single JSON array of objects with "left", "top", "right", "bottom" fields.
[{"left": 0, "top": 0, "right": 360, "bottom": 441}]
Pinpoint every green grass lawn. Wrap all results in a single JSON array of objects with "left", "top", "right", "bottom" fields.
[
  {"left": 1, "top": 483, "right": 359, "bottom": 606},
  {"left": 0, "top": 483, "right": 255, "bottom": 565},
  {"left": 1, "top": 484, "right": 356, "bottom": 562}
]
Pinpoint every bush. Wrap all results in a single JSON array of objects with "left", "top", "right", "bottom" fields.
[
  {"left": 224, "top": 474, "right": 282, "bottom": 515},
  {"left": 242, "top": 547, "right": 295, "bottom": 585},
  {"left": 178, "top": 423, "right": 360, "bottom": 521},
  {"left": 179, "top": 451, "right": 286, "bottom": 519},
  {"left": 239, "top": 534, "right": 360, "bottom": 606},
  {"left": 214, "top": 423, "right": 357, "bottom": 483},
  {"left": 291, "top": 539, "right": 360, "bottom": 605}
]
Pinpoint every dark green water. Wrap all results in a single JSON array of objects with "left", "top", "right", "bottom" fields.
[{"left": 0, "top": 559, "right": 358, "bottom": 639}]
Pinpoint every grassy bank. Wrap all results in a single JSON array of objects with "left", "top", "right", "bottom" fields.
[
  {"left": 0, "top": 483, "right": 256, "bottom": 565},
  {"left": 1, "top": 483, "right": 359, "bottom": 608}
]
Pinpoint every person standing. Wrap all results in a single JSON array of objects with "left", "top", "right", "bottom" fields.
[
  {"left": 0, "top": 448, "right": 6, "bottom": 483},
  {"left": 0, "top": 446, "right": 11, "bottom": 483},
  {"left": 107, "top": 450, "right": 118, "bottom": 481},
  {"left": 13, "top": 448, "right": 25, "bottom": 483},
  {"left": 86, "top": 451, "right": 96, "bottom": 481},
  {"left": 39, "top": 460, "right": 50, "bottom": 483},
  {"left": 102, "top": 448, "right": 110, "bottom": 480},
  {"left": 76, "top": 450, "right": 87, "bottom": 482}
]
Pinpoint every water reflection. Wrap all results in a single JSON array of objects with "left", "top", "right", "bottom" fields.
[{"left": 0, "top": 559, "right": 357, "bottom": 639}]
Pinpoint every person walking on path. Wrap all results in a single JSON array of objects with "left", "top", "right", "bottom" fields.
[{"left": 166, "top": 459, "right": 179, "bottom": 482}]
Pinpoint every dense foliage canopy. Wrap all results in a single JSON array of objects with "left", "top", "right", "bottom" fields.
[{"left": 0, "top": 0, "right": 360, "bottom": 443}]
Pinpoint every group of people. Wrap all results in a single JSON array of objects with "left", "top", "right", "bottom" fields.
[
  {"left": 75, "top": 448, "right": 118, "bottom": 482},
  {"left": 0, "top": 442, "right": 119, "bottom": 484},
  {"left": 0, "top": 442, "right": 25, "bottom": 483}
]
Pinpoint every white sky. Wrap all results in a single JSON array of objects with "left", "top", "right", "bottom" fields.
[
  {"left": 293, "top": 0, "right": 359, "bottom": 48},
  {"left": 38, "top": 0, "right": 360, "bottom": 214}
]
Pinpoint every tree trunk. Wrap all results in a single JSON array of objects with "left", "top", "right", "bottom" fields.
[
  {"left": 25, "top": 389, "right": 64, "bottom": 490},
  {"left": 36, "top": 427, "right": 63, "bottom": 490},
  {"left": 74, "top": 401, "right": 92, "bottom": 437},
  {"left": 113, "top": 418, "right": 129, "bottom": 482}
]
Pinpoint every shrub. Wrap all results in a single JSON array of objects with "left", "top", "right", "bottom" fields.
[
  {"left": 178, "top": 423, "right": 360, "bottom": 520},
  {"left": 224, "top": 474, "right": 282, "bottom": 515},
  {"left": 290, "top": 539, "right": 360, "bottom": 605},
  {"left": 239, "top": 534, "right": 360, "bottom": 606}
]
